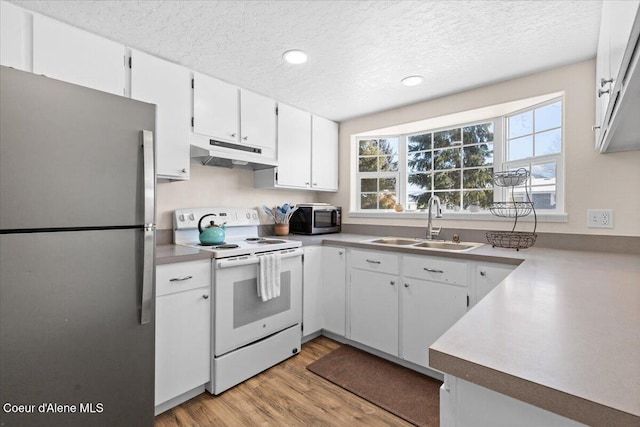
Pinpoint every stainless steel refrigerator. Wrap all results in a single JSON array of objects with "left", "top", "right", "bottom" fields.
[{"left": 0, "top": 66, "right": 156, "bottom": 426}]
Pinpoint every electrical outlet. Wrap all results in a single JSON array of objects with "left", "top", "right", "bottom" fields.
[{"left": 587, "top": 209, "right": 614, "bottom": 228}]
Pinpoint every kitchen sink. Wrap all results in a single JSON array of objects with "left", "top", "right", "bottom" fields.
[
  {"left": 369, "top": 237, "right": 422, "bottom": 245},
  {"left": 361, "top": 237, "right": 483, "bottom": 252},
  {"left": 412, "top": 241, "right": 483, "bottom": 251}
]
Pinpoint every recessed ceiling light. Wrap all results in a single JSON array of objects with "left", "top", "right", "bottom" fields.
[
  {"left": 401, "top": 75, "right": 424, "bottom": 86},
  {"left": 283, "top": 49, "right": 308, "bottom": 64}
]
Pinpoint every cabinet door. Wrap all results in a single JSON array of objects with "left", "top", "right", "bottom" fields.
[
  {"left": 0, "top": 1, "right": 29, "bottom": 71},
  {"left": 193, "top": 72, "right": 239, "bottom": 144},
  {"left": 131, "top": 49, "right": 191, "bottom": 180},
  {"left": 474, "top": 264, "right": 515, "bottom": 306},
  {"left": 322, "top": 247, "right": 346, "bottom": 336},
  {"left": 302, "top": 246, "right": 322, "bottom": 337},
  {"left": 155, "top": 286, "right": 210, "bottom": 406},
  {"left": 276, "top": 103, "right": 311, "bottom": 188},
  {"left": 401, "top": 278, "right": 467, "bottom": 369},
  {"left": 311, "top": 115, "right": 339, "bottom": 191},
  {"left": 240, "top": 89, "right": 276, "bottom": 151},
  {"left": 33, "top": 15, "right": 124, "bottom": 96},
  {"left": 350, "top": 268, "right": 398, "bottom": 356}
]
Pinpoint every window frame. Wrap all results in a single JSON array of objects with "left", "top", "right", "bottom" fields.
[{"left": 352, "top": 97, "right": 565, "bottom": 218}]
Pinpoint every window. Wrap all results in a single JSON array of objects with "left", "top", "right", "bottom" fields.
[
  {"left": 357, "top": 137, "right": 399, "bottom": 209},
  {"left": 504, "top": 100, "right": 563, "bottom": 211},
  {"left": 354, "top": 97, "right": 563, "bottom": 214}
]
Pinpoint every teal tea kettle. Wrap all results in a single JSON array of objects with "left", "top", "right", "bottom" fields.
[{"left": 198, "top": 214, "right": 226, "bottom": 245}]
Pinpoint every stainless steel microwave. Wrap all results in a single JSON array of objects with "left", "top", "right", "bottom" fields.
[{"left": 289, "top": 205, "right": 341, "bottom": 235}]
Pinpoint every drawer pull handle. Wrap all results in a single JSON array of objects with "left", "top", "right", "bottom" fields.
[
  {"left": 366, "top": 259, "right": 381, "bottom": 264},
  {"left": 169, "top": 275, "right": 193, "bottom": 282},
  {"left": 202, "top": 294, "right": 209, "bottom": 299},
  {"left": 480, "top": 271, "right": 486, "bottom": 276},
  {"left": 390, "top": 281, "right": 395, "bottom": 286},
  {"left": 424, "top": 268, "right": 444, "bottom": 273},
  {"left": 404, "top": 283, "right": 409, "bottom": 288}
]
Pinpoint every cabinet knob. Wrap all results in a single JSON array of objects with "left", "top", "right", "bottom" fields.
[
  {"left": 230, "top": 132, "right": 236, "bottom": 137},
  {"left": 600, "top": 77, "right": 613, "bottom": 87},
  {"left": 243, "top": 136, "right": 248, "bottom": 141},
  {"left": 592, "top": 125, "right": 601, "bottom": 132},
  {"left": 313, "top": 182, "right": 318, "bottom": 186},
  {"left": 597, "top": 88, "right": 610, "bottom": 98},
  {"left": 480, "top": 271, "right": 486, "bottom": 276},
  {"left": 338, "top": 251, "right": 344, "bottom": 255},
  {"left": 202, "top": 294, "right": 209, "bottom": 299},
  {"left": 404, "top": 283, "right": 409, "bottom": 288},
  {"left": 390, "top": 281, "right": 395, "bottom": 285},
  {"left": 305, "top": 182, "right": 310, "bottom": 186},
  {"left": 181, "top": 168, "right": 187, "bottom": 174}
]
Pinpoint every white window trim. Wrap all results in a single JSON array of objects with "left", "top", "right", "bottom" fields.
[{"left": 350, "top": 96, "right": 566, "bottom": 222}]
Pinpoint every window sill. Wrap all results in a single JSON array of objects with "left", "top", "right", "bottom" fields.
[{"left": 348, "top": 210, "right": 568, "bottom": 223}]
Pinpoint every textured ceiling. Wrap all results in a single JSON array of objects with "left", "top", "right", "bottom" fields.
[{"left": 11, "top": 0, "right": 602, "bottom": 122}]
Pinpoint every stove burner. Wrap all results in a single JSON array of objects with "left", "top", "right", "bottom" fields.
[
  {"left": 245, "top": 237, "right": 264, "bottom": 242},
  {"left": 213, "top": 244, "right": 240, "bottom": 249},
  {"left": 245, "top": 237, "right": 288, "bottom": 244},
  {"left": 198, "top": 242, "right": 224, "bottom": 246}
]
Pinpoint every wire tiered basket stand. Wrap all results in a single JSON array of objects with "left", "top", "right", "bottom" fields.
[{"left": 486, "top": 168, "right": 537, "bottom": 250}]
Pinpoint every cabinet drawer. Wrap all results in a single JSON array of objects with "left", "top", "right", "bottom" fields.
[
  {"left": 350, "top": 249, "right": 399, "bottom": 274},
  {"left": 403, "top": 255, "right": 467, "bottom": 285},
  {"left": 156, "top": 259, "right": 211, "bottom": 296}
]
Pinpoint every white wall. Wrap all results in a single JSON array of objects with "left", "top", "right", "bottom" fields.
[
  {"left": 157, "top": 163, "right": 319, "bottom": 230},
  {"left": 323, "top": 60, "right": 640, "bottom": 237}
]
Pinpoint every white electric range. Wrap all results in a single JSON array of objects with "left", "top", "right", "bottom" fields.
[{"left": 173, "top": 207, "right": 303, "bottom": 395}]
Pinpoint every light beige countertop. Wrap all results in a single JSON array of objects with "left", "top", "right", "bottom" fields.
[
  {"left": 157, "top": 234, "right": 640, "bottom": 425},
  {"left": 428, "top": 247, "right": 640, "bottom": 426},
  {"left": 156, "top": 244, "right": 212, "bottom": 265}
]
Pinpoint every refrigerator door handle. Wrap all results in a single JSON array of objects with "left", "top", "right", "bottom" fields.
[
  {"left": 141, "top": 227, "right": 155, "bottom": 324},
  {"left": 141, "top": 130, "right": 155, "bottom": 325},
  {"left": 141, "top": 130, "right": 155, "bottom": 227}
]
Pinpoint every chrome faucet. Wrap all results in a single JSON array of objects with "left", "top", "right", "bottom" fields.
[{"left": 426, "top": 195, "right": 442, "bottom": 240}]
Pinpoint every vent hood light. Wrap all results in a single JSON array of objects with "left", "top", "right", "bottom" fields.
[
  {"left": 401, "top": 75, "right": 424, "bottom": 86},
  {"left": 283, "top": 49, "right": 308, "bottom": 64}
]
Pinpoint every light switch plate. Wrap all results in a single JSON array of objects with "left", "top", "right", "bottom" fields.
[{"left": 587, "top": 209, "right": 613, "bottom": 228}]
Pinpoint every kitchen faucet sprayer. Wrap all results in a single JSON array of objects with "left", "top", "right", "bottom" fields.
[{"left": 426, "top": 195, "right": 442, "bottom": 240}]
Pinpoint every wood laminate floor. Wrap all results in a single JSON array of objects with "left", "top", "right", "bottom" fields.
[{"left": 154, "top": 336, "right": 413, "bottom": 426}]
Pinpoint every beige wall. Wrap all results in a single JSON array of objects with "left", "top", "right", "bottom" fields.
[
  {"left": 322, "top": 60, "right": 640, "bottom": 237},
  {"left": 157, "top": 163, "right": 319, "bottom": 230}
]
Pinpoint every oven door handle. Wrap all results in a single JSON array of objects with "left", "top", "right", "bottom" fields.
[{"left": 216, "top": 248, "right": 304, "bottom": 268}]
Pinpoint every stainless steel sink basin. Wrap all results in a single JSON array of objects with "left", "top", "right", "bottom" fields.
[
  {"left": 412, "top": 241, "right": 483, "bottom": 251},
  {"left": 369, "top": 237, "right": 422, "bottom": 245},
  {"left": 360, "top": 237, "right": 483, "bottom": 252}
]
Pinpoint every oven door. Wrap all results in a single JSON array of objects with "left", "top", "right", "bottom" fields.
[{"left": 213, "top": 249, "right": 303, "bottom": 356}]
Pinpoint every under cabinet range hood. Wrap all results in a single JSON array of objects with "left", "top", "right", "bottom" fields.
[{"left": 190, "top": 134, "right": 278, "bottom": 170}]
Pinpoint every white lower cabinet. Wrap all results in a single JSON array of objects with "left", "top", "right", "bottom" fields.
[
  {"left": 401, "top": 278, "right": 467, "bottom": 368},
  {"left": 302, "top": 246, "right": 346, "bottom": 338},
  {"left": 348, "top": 249, "right": 400, "bottom": 356},
  {"left": 321, "top": 247, "right": 346, "bottom": 336},
  {"left": 401, "top": 255, "right": 468, "bottom": 369},
  {"left": 441, "top": 375, "right": 586, "bottom": 427},
  {"left": 472, "top": 263, "right": 516, "bottom": 307},
  {"left": 302, "top": 246, "right": 323, "bottom": 336},
  {"left": 155, "top": 259, "right": 211, "bottom": 413}
]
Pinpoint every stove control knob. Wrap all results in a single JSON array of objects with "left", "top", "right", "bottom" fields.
[
  {"left": 179, "top": 214, "right": 185, "bottom": 221},
  {"left": 246, "top": 213, "right": 251, "bottom": 219},
  {"left": 189, "top": 213, "right": 195, "bottom": 221},
  {"left": 252, "top": 213, "right": 258, "bottom": 219}
]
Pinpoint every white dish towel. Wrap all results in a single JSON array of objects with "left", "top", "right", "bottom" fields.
[{"left": 258, "top": 253, "right": 281, "bottom": 302}]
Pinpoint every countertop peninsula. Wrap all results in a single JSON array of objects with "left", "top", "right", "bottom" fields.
[{"left": 157, "top": 233, "right": 640, "bottom": 425}]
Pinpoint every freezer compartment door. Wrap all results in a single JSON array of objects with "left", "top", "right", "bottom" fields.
[
  {"left": 0, "top": 229, "right": 154, "bottom": 427},
  {"left": 0, "top": 66, "right": 155, "bottom": 230}
]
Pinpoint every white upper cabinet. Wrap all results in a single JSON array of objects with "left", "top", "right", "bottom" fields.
[
  {"left": 276, "top": 103, "right": 312, "bottom": 188},
  {"left": 254, "top": 110, "right": 339, "bottom": 192},
  {"left": 595, "top": 0, "right": 640, "bottom": 152},
  {"left": 240, "top": 88, "right": 277, "bottom": 152},
  {"left": 311, "top": 115, "right": 339, "bottom": 191},
  {"left": 130, "top": 49, "right": 191, "bottom": 180},
  {"left": 32, "top": 15, "right": 125, "bottom": 96},
  {"left": 1, "top": 1, "right": 30, "bottom": 71},
  {"left": 192, "top": 72, "right": 240, "bottom": 144}
]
